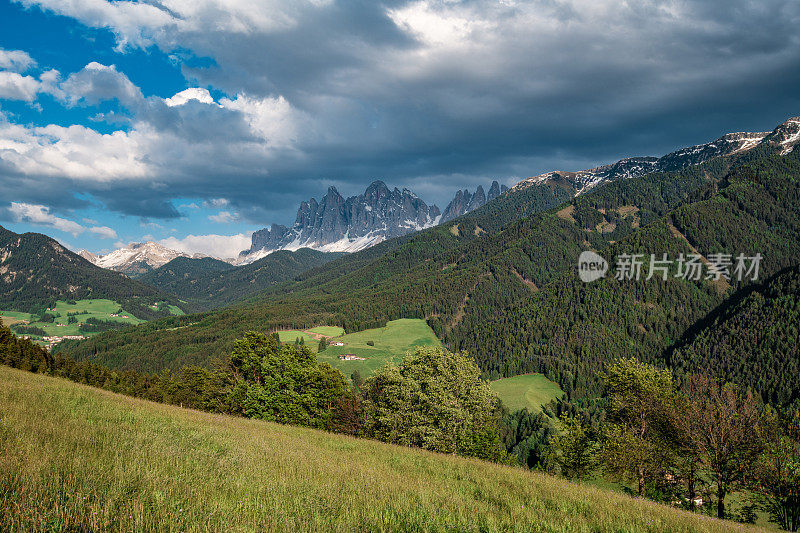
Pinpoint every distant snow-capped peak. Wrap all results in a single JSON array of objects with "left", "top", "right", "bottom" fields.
[{"left": 81, "top": 242, "right": 210, "bottom": 276}]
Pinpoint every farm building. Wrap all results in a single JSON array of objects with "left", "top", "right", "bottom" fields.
[{"left": 338, "top": 354, "right": 365, "bottom": 361}]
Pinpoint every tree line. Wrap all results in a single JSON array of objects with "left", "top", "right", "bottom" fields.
[{"left": 537, "top": 357, "right": 799, "bottom": 530}]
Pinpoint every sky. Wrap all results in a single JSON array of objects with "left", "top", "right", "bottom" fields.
[{"left": 0, "top": 0, "right": 799, "bottom": 257}]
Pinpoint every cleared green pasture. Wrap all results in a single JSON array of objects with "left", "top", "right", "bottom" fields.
[
  {"left": 489, "top": 374, "right": 564, "bottom": 412},
  {"left": 0, "top": 310, "right": 35, "bottom": 326},
  {"left": 1, "top": 299, "right": 144, "bottom": 339},
  {"left": 317, "top": 318, "right": 442, "bottom": 377},
  {"left": 277, "top": 330, "right": 320, "bottom": 346},
  {"left": 308, "top": 325, "right": 345, "bottom": 337}
]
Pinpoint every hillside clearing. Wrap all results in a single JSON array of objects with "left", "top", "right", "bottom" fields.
[
  {"left": 0, "top": 366, "right": 762, "bottom": 532},
  {"left": 489, "top": 374, "right": 564, "bottom": 412},
  {"left": 0, "top": 299, "right": 145, "bottom": 342},
  {"left": 277, "top": 325, "right": 346, "bottom": 346},
  {"left": 317, "top": 318, "right": 442, "bottom": 376}
]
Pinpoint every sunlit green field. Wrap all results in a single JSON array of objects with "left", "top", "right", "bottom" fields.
[
  {"left": 277, "top": 325, "right": 345, "bottom": 346},
  {"left": 489, "top": 374, "right": 564, "bottom": 412},
  {"left": 309, "top": 326, "right": 346, "bottom": 337},
  {"left": 0, "top": 299, "right": 144, "bottom": 340},
  {"left": 0, "top": 366, "right": 762, "bottom": 532},
  {"left": 317, "top": 318, "right": 442, "bottom": 376},
  {"left": 0, "top": 310, "right": 35, "bottom": 326}
]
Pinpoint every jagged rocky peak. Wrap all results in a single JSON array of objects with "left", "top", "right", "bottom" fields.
[
  {"left": 440, "top": 180, "right": 509, "bottom": 223},
  {"left": 240, "top": 180, "right": 442, "bottom": 264},
  {"left": 512, "top": 117, "right": 800, "bottom": 195}
]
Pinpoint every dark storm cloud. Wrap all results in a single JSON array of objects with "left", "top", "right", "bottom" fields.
[{"left": 4, "top": 0, "right": 800, "bottom": 224}]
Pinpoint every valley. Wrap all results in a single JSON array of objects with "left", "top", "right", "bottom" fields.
[
  {"left": 0, "top": 298, "right": 179, "bottom": 347},
  {"left": 3, "top": 5, "right": 799, "bottom": 530},
  {"left": 2, "top": 116, "right": 800, "bottom": 532}
]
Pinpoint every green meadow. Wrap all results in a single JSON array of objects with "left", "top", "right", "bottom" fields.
[
  {"left": 0, "top": 366, "right": 762, "bottom": 532},
  {"left": 277, "top": 325, "right": 345, "bottom": 346},
  {"left": 316, "top": 318, "right": 443, "bottom": 376},
  {"left": 0, "top": 299, "right": 145, "bottom": 340},
  {"left": 489, "top": 374, "right": 565, "bottom": 412},
  {"left": 0, "top": 310, "right": 35, "bottom": 326}
]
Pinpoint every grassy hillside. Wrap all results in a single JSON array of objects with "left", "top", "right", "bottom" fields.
[
  {"left": 0, "top": 366, "right": 761, "bottom": 532},
  {"left": 316, "top": 318, "right": 443, "bottom": 377},
  {"left": 489, "top": 374, "right": 564, "bottom": 412}
]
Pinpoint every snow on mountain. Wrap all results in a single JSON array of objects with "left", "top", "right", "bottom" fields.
[
  {"left": 81, "top": 242, "right": 208, "bottom": 277},
  {"left": 512, "top": 126, "right": 782, "bottom": 195},
  {"left": 238, "top": 181, "right": 441, "bottom": 264}
]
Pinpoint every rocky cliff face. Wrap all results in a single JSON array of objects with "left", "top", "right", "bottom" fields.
[
  {"left": 440, "top": 180, "right": 509, "bottom": 222},
  {"left": 241, "top": 181, "right": 441, "bottom": 263}
]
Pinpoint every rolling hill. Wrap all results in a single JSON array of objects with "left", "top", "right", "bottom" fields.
[
  {"left": 139, "top": 249, "right": 344, "bottom": 311},
  {"left": 0, "top": 366, "right": 761, "bottom": 532},
  {"left": 0, "top": 226, "right": 185, "bottom": 320}
]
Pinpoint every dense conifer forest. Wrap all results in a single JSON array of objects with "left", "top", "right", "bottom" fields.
[{"left": 139, "top": 249, "right": 344, "bottom": 311}]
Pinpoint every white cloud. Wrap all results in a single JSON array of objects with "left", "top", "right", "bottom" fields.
[
  {"left": 0, "top": 49, "right": 36, "bottom": 72},
  {"left": 208, "top": 210, "right": 238, "bottom": 223},
  {"left": 60, "top": 62, "right": 143, "bottom": 108},
  {"left": 7, "top": 202, "right": 120, "bottom": 239},
  {"left": 88, "top": 225, "right": 118, "bottom": 239},
  {"left": 165, "top": 87, "right": 215, "bottom": 107},
  {"left": 203, "top": 198, "right": 229, "bottom": 208},
  {"left": 18, "top": 0, "right": 301, "bottom": 50},
  {"left": 16, "top": 0, "right": 175, "bottom": 50},
  {"left": 0, "top": 121, "right": 151, "bottom": 181},
  {"left": 0, "top": 71, "right": 41, "bottom": 101},
  {"left": 8, "top": 202, "right": 85, "bottom": 236},
  {"left": 158, "top": 233, "right": 252, "bottom": 259},
  {"left": 219, "top": 94, "right": 301, "bottom": 148}
]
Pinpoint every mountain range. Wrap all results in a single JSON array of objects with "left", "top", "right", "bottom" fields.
[
  {"left": 238, "top": 180, "right": 508, "bottom": 263},
  {"left": 514, "top": 119, "right": 800, "bottom": 194},
  {"left": 72, "top": 118, "right": 800, "bottom": 275},
  {"left": 57, "top": 116, "right": 800, "bottom": 412}
]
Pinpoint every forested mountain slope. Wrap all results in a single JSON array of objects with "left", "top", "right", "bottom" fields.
[
  {"left": 668, "top": 264, "right": 800, "bottom": 408},
  {"left": 0, "top": 226, "right": 184, "bottom": 320},
  {"left": 139, "top": 249, "right": 343, "bottom": 311},
  {"left": 450, "top": 151, "right": 800, "bottom": 396}
]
